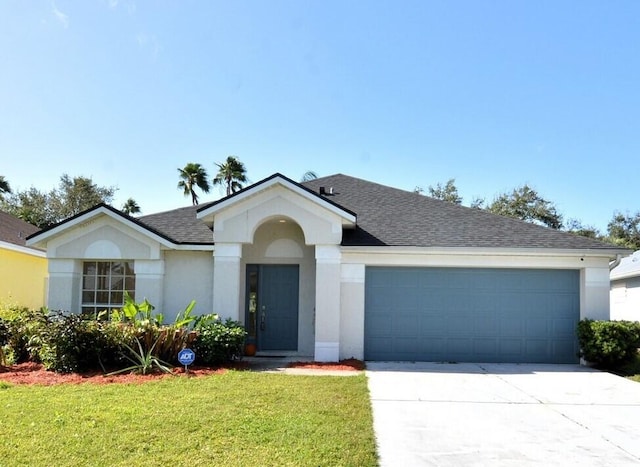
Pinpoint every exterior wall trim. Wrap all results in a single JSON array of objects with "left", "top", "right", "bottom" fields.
[{"left": 0, "top": 240, "right": 46, "bottom": 258}]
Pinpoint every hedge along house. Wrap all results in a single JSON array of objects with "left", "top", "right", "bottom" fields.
[{"left": 27, "top": 173, "right": 627, "bottom": 364}]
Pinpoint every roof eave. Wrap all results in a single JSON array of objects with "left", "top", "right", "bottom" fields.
[{"left": 340, "top": 245, "right": 630, "bottom": 259}]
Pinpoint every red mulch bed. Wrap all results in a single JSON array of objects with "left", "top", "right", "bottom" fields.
[
  {"left": 287, "top": 358, "right": 365, "bottom": 371},
  {"left": 0, "top": 359, "right": 365, "bottom": 386},
  {"left": 0, "top": 362, "right": 239, "bottom": 386}
]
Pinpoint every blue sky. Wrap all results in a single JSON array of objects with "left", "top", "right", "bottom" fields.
[{"left": 1, "top": 1, "right": 638, "bottom": 232}]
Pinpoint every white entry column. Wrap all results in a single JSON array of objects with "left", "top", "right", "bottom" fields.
[
  {"left": 213, "top": 243, "right": 242, "bottom": 321},
  {"left": 314, "top": 245, "right": 341, "bottom": 362}
]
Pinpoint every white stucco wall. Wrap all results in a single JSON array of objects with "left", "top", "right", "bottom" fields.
[
  {"left": 162, "top": 250, "right": 214, "bottom": 321},
  {"left": 611, "top": 278, "right": 640, "bottom": 321},
  {"left": 340, "top": 263, "right": 365, "bottom": 359}
]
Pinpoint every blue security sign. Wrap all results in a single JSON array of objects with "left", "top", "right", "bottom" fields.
[{"left": 178, "top": 348, "right": 196, "bottom": 366}]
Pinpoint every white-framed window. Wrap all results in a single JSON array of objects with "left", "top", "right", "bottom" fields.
[{"left": 81, "top": 261, "right": 135, "bottom": 316}]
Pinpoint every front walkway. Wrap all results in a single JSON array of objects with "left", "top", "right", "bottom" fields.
[{"left": 367, "top": 362, "right": 640, "bottom": 466}]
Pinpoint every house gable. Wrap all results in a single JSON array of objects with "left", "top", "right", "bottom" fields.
[
  {"left": 197, "top": 174, "right": 356, "bottom": 246},
  {"left": 27, "top": 204, "right": 180, "bottom": 255}
]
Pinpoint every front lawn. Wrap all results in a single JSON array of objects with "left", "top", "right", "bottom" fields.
[{"left": 0, "top": 372, "right": 377, "bottom": 466}]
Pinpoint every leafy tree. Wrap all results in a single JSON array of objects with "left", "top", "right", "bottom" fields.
[
  {"left": 0, "top": 176, "right": 11, "bottom": 198},
  {"left": 177, "top": 163, "right": 210, "bottom": 206},
  {"left": 122, "top": 198, "right": 141, "bottom": 216},
  {"left": 469, "top": 197, "right": 485, "bottom": 209},
  {"left": 213, "top": 156, "right": 248, "bottom": 196},
  {"left": 607, "top": 211, "right": 640, "bottom": 250},
  {"left": 1, "top": 187, "right": 54, "bottom": 227},
  {"left": 485, "top": 184, "right": 563, "bottom": 229},
  {"left": 301, "top": 171, "right": 318, "bottom": 182},
  {"left": 0, "top": 175, "right": 116, "bottom": 228},
  {"left": 50, "top": 174, "right": 116, "bottom": 220},
  {"left": 427, "top": 179, "right": 462, "bottom": 204},
  {"left": 565, "top": 218, "right": 602, "bottom": 240}
]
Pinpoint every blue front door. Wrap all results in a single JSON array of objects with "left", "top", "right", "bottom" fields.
[{"left": 246, "top": 265, "right": 299, "bottom": 352}]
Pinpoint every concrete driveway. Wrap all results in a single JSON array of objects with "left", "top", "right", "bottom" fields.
[{"left": 366, "top": 362, "right": 640, "bottom": 466}]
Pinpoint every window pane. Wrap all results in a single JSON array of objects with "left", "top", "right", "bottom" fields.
[
  {"left": 83, "top": 275, "right": 96, "bottom": 289},
  {"left": 111, "top": 262, "right": 124, "bottom": 275},
  {"left": 96, "top": 291, "right": 110, "bottom": 304},
  {"left": 83, "top": 262, "right": 97, "bottom": 275},
  {"left": 111, "top": 276, "right": 124, "bottom": 291},
  {"left": 110, "top": 291, "right": 123, "bottom": 305},
  {"left": 82, "top": 291, "right": 95, "bottom": 303},
  {"left": 97, "top": 262, "right": 111, "bottom": 275},
  {"left": 96, "top": 276, "right": 109, "bottom": 290},
  {"left": 125, "top": 277, "right": 135, "bottom": 290},
  {"left": 124, "top": 262, "right": 134, "bottom": 275}
]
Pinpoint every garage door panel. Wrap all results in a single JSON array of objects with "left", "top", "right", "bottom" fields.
[
  {"left": 447, "top": 338, "right": 473, "bottom": 355},
  {"left": 473, "top": 338, "right": 498, "bottom": 355},
  {"left": 365, "top": 267, "right": 579, "bottom": 363},
  {"left": 420, "top": 315, "right": 446, "bottom": 335},
  {"left": 553, "top": 317, "right": 577, "bottom": 337},
  {"left": 474, "top": 315, "right": 499, "bottom": 336},
  {"left": 499, "top": 339, "right": 523, "bottom": 356},
  {"left": 392, "top": 314, "right": 421, "bottom": 337},
  {"left": 525, "top": 318, "right": 549, "bottom": 336},
  {"left": 525, "top": 339, "right": 549, "bottom": 358},
  {"left": 365, "top": 313, "right": 388, "bottom": 337}
]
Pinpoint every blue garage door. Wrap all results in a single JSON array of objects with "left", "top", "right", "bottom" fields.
[{"left": 365, "top": 267, "right": 580, "bottom": 363}]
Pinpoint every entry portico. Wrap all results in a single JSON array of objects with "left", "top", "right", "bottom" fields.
[{"left": 197, "top": 174, "right": 356, "bottom": 361}]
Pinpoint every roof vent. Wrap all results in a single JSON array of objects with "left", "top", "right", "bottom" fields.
[
  {"left": 319, "top": 187, "right": 326, "bottom": 195},
  {"left": 328, "top": 187, "right": 334, "bottom": 195}
]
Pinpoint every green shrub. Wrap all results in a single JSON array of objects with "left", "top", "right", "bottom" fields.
[
  {"left": 0, "top": 318, "right": 9, "bottom": 366},
  {"left": 0, "top": 307, "right": 49, "bottom": 363},
  {"left": 131, "top": 324, "right": 197, "bottom": 366},
  {"left": 193, "top": 316, "right": 246, "bottom": 365},
  {"left": 577, "top": 319, "right": 640, "bottom": 367},
  {"left": 38, "top": 312, "right": 126, "bottom": 373},
  {"left": 107, "top": 294, "right": 198, "bottom": 366}
]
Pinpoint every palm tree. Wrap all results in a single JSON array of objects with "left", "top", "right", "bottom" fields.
[
  {"left": 213, "top": 156, "right": 248, "bottom": 196},
  {"left": 300, "top": 171, "right": 318, "bottom": 182},
  {"left": 0, "top": 176, "right": 11, "bottom": 198},
  {"left": 178, "top": 163, "right": 211, "bottom": 205},
  {"left": 122, "top": 198, "right": 141, "bottom": 215}
]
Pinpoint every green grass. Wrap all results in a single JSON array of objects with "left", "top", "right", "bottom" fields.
[{"left": 0, "top": 372, "right": 377, "bottom": 466}]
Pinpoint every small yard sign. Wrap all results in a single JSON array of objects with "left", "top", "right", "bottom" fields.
[{"left": 178, "top": 348, "right": 195, "bottom": 372}]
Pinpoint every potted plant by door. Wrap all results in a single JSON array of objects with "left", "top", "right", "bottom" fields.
[{"left": 244, "top": 341, "right": 257, "bottom": 356}]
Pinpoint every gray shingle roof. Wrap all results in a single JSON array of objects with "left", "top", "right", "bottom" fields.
[
  {"left": 68, "top": 173, "right": 621, "bottom": 252},
  {"left": 139, "top": 205, "right": 214, "bottom": 244},
  {"left": 301, "top": 174, "right": 622, "bottom": 250},
  {"left": 0, "top": 210, "right": 41, "bottom": 248}
]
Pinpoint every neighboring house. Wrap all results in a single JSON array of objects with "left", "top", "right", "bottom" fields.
[
  {"left": 610, "top": 251, "right": 640, "bottom": 321},
  {"left": 0, "top": 211, "right": 47, "bottom": 309},
  {"left": 27, "top": 173, "right": 627, "bottom": 364}
]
